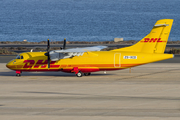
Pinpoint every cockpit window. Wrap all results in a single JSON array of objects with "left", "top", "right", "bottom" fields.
[
  {"left": 15, "top": 55, "right": 24, "bottom": 59},
  {"left": 16, "top": 55, "right": 20, "bottom": 59}
]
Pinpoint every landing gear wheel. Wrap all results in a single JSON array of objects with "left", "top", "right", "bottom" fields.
[
  {"left": 76, "top": 71, "right": 82, "bottom": 77},
  {"left": 84, "top": 73, "right": 91, "bottom": 76},
  {"left": 16, "top": 71, "right": 22, "bottom": 77},
  {"left": 16, "top": 74, "right": 21, "bottom": 77}
]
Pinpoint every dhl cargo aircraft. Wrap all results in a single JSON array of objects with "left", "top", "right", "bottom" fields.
[{"left": 6, "top": 19, "right": 174, "bottom": 77}]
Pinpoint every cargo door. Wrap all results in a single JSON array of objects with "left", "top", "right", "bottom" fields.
[{"left": 114, "top": 53, "right": 121, "bottom": 67}]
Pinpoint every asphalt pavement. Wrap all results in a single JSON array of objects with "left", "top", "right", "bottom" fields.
[{"left": 0, "top": 63, "right": 180, "bottom": 120}]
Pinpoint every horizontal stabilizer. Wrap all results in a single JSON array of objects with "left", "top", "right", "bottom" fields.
[{"left": 154, "top": 24, "right": 169, "bottom": 27}]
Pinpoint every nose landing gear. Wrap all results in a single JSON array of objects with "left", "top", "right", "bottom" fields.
[{"left": 16, "top": 71, "right": 22, "bottom": 77}]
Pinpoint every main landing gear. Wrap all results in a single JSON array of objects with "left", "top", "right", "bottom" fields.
[
  {"left": 75, "top": 71, "right": 91, "bottom": 77},
  {"left": 84, "top": 73, "right": 91, "bottom": 76},
  {"left": 76, "top": 71, "right": 83, "bottom": 77},
  {"left": 72, "top": 67, "right": 91, "bottom": 77}
]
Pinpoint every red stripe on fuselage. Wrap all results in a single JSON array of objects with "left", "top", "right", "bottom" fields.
[{"left": 13, "top": 63, "right": 142, "bottom": 72}]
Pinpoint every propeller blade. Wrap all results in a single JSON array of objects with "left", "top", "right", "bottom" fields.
[
  {"left": 44, "top": 39, "right": 51, "bottom": 68},
  {"left": 63, "top": 38, "right": 66, "bottom": 50},
  {"left": 48, "top": 54, "right": 50, "bottom": 68},
  {"left": 47, "top": 39, "right": 50, "bottom": 51}
]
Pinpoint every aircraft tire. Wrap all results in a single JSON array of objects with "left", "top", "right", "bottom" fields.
[
  {"left": 76, "top": 71, "right": 82, "bottom": 77},
  {"left": 16, "top": 74, "right": 21, "bottom": 77},
  {"left": 84, "top": 73, "right": 91, "bottom": 76}
]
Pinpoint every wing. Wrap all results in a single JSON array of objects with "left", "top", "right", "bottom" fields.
[{"left": 49, "top": 46, "right": 107, "bottom": 61}]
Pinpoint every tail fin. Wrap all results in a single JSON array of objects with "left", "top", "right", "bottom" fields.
[{"left": 112, "top": 19, "right": 173, "bottom": 53}]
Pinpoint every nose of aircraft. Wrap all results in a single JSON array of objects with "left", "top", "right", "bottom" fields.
[
  {"left": 6, "top": 60, "right": 14, "bottom": 70},
  {"left": 6, "top": 62, "right": 11, "bottom": 69}
]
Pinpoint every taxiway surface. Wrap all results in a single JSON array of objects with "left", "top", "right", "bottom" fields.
[{"left": 0, "top": 63, "right": 180, "bottom": 120}]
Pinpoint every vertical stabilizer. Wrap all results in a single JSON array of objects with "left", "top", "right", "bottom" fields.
[{"left": 112, "top": 19, "right": 173, "bottom": 53}]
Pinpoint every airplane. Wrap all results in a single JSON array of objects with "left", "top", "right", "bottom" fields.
[{"left": 6, "top": 19, "right": 174, "bottom": 77}]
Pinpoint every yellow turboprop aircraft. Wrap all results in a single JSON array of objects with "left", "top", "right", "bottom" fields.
[{"left": 6, "top": 19, "right": 174, "bottom": 77}]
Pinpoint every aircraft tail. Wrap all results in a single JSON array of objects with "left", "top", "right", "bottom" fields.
[{"left": 112, "top": 19, "right": 173, "bottom": 53}]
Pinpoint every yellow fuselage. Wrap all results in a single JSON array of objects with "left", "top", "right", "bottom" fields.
[
  {"left": 6, "top": 51, "right": 173, "bottom": 73},
  {"left": 6, "top": 19, "right": 174, "bottom": 75}
]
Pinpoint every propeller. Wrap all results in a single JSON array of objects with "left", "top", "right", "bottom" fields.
[
  {"left": 61, "top": 38, "right": 66, "bottom": 50},
  {"left": 44, "top": 39, "right": 50, "bottom": 69},
  {"left": 45, "top": 38, "right": 67, "bottom": 68},
  {"left": 47, "top": 39, "right": 50, "bottom": 51},
  {"left": 63, "top": 38, "right": 66, "bottom": 49}
]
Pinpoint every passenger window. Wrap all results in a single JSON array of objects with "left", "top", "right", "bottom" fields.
[{"left": 21, "top": 56, "right": 23, "bottom": 59}]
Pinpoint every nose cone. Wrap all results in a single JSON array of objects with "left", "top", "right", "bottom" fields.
[
  {"left": 6, "top": 63, "right": 9, "bottom": 68},
  {"left": 6, "top": 61, "right": 15, "bottom": 70},
  {"left": 6, "top": 62, "right": 11, "bottom": 69}
]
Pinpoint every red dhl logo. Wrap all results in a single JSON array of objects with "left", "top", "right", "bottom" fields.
[
  {"left": 23, "top": 60, "right": 60, "bottom": 68},
  {"left": 141, "top": 38, "right": 166, "bottom": 43}
]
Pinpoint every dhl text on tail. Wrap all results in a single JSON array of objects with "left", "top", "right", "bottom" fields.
[{"left": 6, "top": 19, "right": 174, "bottom": 77}]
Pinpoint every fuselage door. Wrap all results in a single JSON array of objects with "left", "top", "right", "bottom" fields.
[{"left": 114, "top": 53, "right": 121, "bottom": 67}]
